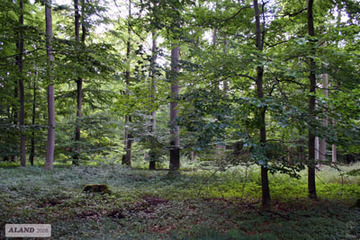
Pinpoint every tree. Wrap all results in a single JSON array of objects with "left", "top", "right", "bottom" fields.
[
  {"left": 169, "top": 45, "right": 180, "bottom": 172},
  {"left": 45, "top": 0, "right": 55, "bottom": 170},
  {"left": 17, "top": 0, "right": 26, "bottom": 166},
  {"left": 307, "top": 0, "right": 317, "bottom": 199},
  {"left": 72, "top": 0, "right": 86, "bottom": 165},
  {"left": 253, "top": 0, "right": 270, "bottom": 208},
  {"left": 122, "top": 0, "right": 133, "bottom": 166},
  {"left": 149, "top": 31, "right": 157, "bottom": 170}
]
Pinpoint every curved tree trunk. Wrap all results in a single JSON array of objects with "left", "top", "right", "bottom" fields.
[{"left": 45, "top": 0, "right": 55, "bottom": 171}]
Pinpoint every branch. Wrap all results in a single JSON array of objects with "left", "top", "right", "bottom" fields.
[
  {"left": 219, "top": 5, "right": 251, "bottom": 24},
  {"left": 280, "top": 8, "right": 307, "bottom": 18}
]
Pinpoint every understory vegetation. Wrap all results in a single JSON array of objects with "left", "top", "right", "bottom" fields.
[{"left": 1, "top": 162, "right": 359, "bottom": 239}]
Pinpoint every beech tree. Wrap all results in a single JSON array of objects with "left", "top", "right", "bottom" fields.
[
  {"left": 307, "top": 0, "right": 317, "bottom": 199},
  {"left": 45, "top": 0, "right": 55, "bottom": 170}
]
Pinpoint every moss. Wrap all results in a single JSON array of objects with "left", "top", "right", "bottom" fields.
[{"left": 83, "top": 184, "right": 112, "bottom": 194}]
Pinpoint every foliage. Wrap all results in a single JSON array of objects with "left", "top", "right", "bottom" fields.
[{"left": 0, "top": 164, "right": 359, "bottom": 239}]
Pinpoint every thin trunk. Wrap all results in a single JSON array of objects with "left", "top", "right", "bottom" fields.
[
  {"left": 319, "top": 73, "right": 328, "bottom": 162},
  {"left": 29, "top": 71, "right": 38, "bottom": 165},
  {"left": 169, "top": 46, "right": 180, "bottom": 172},
  {"left": 332, "top": 119, "right": 337, "bottom": 163},
  {"left": 122, "top": 0, "right": 132, "bottom": 166},
  {"left": 45, "top": 0, "right": 55, "bottom": 171},
  {"left": 307, "top": 0, "right": 317, "bottom": 199},
  {"left": 17, "top": 0, "right": 26, "bottom": 166},
  {"left": 149, "top": 32, "right": 157, "bottom": 170},
  {"left": 12, "top": 65, "right": 18, "bottom": 162},
  {"left": 73, "top": 0, "right": 85, "bottom": 165},
  {"left": 253, "top": 0, "right": 270, "bottom": 208}
]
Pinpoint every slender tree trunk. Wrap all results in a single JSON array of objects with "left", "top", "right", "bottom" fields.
[
  {"left": 12, "top": 69, "right": 18, "bottom": 162},
  {"left": 169, "top": 46, "right": 180, "bottom": 172},
  {"left": 17, "top": 0, "right": 26, "bottom": 166},
  {"left": 319, "top": 73, "right": 328, "bottom": 162},
  {"left": 149, "top": 32, "right": 157, "bottom": 170},
  {"left": 29, "top": 70, "right": 38, "bottom": 165},
  {"left": 45, "top": 0, "right": 55, "bottom": 170},
  {"left": 307, "top": 0, "right": 317, "bottom": 199},
  {"left": 253, "top": 0, "right": 270, "bottom": 208},
  {"left": 73, "top": 0, "right": 85, "bottom": 165},
  {"left": 332, "top": 119, "right": 337, "bottom": 163},
  {"left": 122, "top": 0, "right": 132, "bottom": 166}
]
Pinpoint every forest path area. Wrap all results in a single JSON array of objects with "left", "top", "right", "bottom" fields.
[{"left": 0, "top": 164, "right": 359, "bottom": 239}]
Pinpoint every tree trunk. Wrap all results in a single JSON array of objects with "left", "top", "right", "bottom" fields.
[
  {"left": 307, "top": 0, "right": 317, "bottom": 199},
  {"left": 332, "top": 119, "right": 337, "bottom": 163},
  {"left": 319, "top": 73, "right": 328, "bottom": 162},
  {"left": 253, "top": 0, "right": 270, "bottom": 208},
  {"left": 169, "top": 46, "right": 180, "bottom": 172},
  {"left": 149, "top": 31, "right": 157, "bottom": 170},
  {"left": 122, "top": 0, "right": 132, "bottom": 166},
  {"left": 17, "top": 0, "right": 26, "bottom": 166},
  {"left": 29, "top": 70, "right": 38, "bottom": 165},
  {"left": 45, "top": 0, "right": 55, "bottom": 171},
  {"left": 73, "top": 0, "right": 85, "bottom": 165}
]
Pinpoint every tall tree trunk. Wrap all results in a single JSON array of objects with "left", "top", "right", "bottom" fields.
[
  {"left": 253, "top": 0, "right": 270, "bottom": 208},
  {"left": 17, "top": 0, "right": 26, "bottom": 166},
  {"left": 149, "top": 32, "right": 157, "bottom": 170},
  {"left": 29, "top": 70, "right": 38, "bottom": 165},
  {"left": 45, "top": 0, "right": 55, "bottom": 171},
  {"left": 307, "top": 0, "right": 317, "bottom": 199},
  {"left": 72, "top": 0, "right": 85, "bottom": 165},
  {"left": 169, "top": 46, "right": 180, "bottom": 172},
  {"left": 12, "top": 66, "right": 18, "bottom": 162},
  {"left": 122, "top": 0, "right": 132, "bottom": 166},
  {"left": 319, "top": 73, "right": 328, "bottom": 162}
]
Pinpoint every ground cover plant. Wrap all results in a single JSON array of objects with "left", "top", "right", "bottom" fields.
[{"left": 1, "top": 162, "right": 359, "bottom": 239}]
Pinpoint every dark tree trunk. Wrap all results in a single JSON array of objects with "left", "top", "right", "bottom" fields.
[
  {"left": 307, "top": 0, "right": 317, "bottom": 199},
  {"left": 29, "top": 71, "right": 38, "bottom": 165},
  {"left": 122, "top": 0, "right": 132, "bottom": 166},
  {"left": 169, "top": 46, "right": 180, "bottom": 172},
  {"left": 72, "top": 0, "right": 85, "bottom": 165},
  {"left": 17, "top": 0, "right": 26, "bottom": 166},
  {"left": 45, "top": 0, "right": 55, "bottom": 170},
  {"left": 12, "top": 65, "right": 18, "bottom": 162},
  {"left": 149, "top": 31, "right": 157, "bottom": 170},
  {"left": 253, "top": 0, "right": 270, "bottom": 208}
]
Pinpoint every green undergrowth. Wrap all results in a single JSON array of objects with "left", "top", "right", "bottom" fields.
[{"left": 0, "top": 163, "right": 359, "bottom": 239}]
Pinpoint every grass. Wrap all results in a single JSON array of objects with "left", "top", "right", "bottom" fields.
[{"left": 0, "top": 162, "right": 359, "bottom": 239}]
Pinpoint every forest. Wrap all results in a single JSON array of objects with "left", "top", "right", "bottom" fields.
[{"left": 0, "top": 0, "right": 359, "bottom": 239}]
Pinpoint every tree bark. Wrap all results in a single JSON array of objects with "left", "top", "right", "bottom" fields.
[
  {"left": 149, "top": 31, "right": 157, "bottom": 170},
  {"left": 307, "top": 0, "right": 317, "bottom": 199},
  {"left": 319, "top": 73, "right": 328, "bottom": 162},
  {"left": 122, "top": 0, "right": 132, "bottom": 166},
  {"left": 29, "top": 70, "right": 38, "bottom": 165},
  {"left": 45, "top": 0, "right": 55, "bottom": 171},
  {"left": 169, "top": 46, "right": 180, "bottom": 172},
  {"left": 253, "top": 0, "right": 270, "bottom": 208},
  {"left": 332, "top": 119, "right": 337, "bottom": 163},
  {"left": 17, "top": 0, "right": 26, "bottom": 166},
  {"left": 73, "top": 0, "right": 85, "bottom": 165}
]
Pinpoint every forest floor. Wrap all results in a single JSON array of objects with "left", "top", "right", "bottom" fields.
[{"left": 0, "top": 162, "right": 359, "bottom": 239}]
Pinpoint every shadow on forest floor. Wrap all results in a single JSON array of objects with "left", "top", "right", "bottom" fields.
[{"left": 0, "top": 164, "right": 359, "bottom": 239}]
